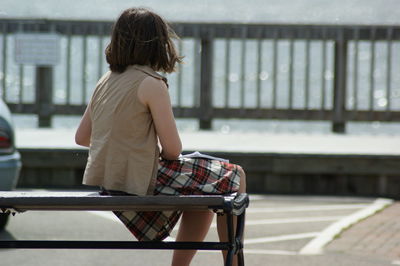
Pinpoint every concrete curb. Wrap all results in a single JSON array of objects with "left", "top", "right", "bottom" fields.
[{"left": 298, "top": 197, "right": 394, "bottom": 255}]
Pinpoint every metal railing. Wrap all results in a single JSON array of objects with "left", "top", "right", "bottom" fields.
[{"left": 1, "top": 19, "right": 400, "bottom": 132}]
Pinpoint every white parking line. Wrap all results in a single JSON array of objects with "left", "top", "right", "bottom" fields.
[
  {"left": 299, "top": 198, "right": 393, "bottom": 255},
  {"left": 243, "top": 216, "right": 344, "bottom": 226},
  {"left": 203, "top": 216, "right": 344, "bottom": 229},
  {"left": 88, "top": 205, "right": 365, "bottom": 221},
  {"left": 87, "top": 211, "right": 120, "bottom": 222},
  {"left": 245, "top": 232, "right": 319, "bottom": 244},
  {"left": 247, "top": 204, "right": 368, "bottom": 213},
  {"left": 242, "top": 249, "right": 298, "bottom": 255},
  {"left": 198, "top": 249, "right": 298, "bottom": 256},
  {"left": 88, "top": 211, "right": 343, "bottom": 229},
  {"left": 87, "top": 200, "right": 382, "bottom": 256}
]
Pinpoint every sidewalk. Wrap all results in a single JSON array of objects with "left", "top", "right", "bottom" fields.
[
  {"left": 15, "top": 129, "right": 400, "bottom": 155},
  {"left": 327, "top": 202, "right": 400, "bottom": 263}
]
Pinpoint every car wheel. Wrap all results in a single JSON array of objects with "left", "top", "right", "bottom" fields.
[{"left": 0, "top": 213, "right": 9, "bottom": 230}]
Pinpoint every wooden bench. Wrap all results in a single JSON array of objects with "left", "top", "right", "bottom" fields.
[{"left": 0, "top": 191, "right": 249, "bottom": 266}]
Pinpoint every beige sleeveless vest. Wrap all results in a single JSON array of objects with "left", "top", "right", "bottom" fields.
[{"left": 82, "top": 65, "right": 167, "bottom": 195}]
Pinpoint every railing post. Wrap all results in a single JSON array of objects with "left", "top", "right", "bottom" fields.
[
  {"left": 332, "top": 30, "right": 348, "bottom": 133},
  {"left": 199, "top": 29, "right": 213, "bottom": 130},
  {"left": 35, "top": 66, "right": 53, "bottom": 127}
]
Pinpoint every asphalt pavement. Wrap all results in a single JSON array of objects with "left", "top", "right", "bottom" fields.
[{"left": 1, "top": 192, "right": 397, "bottom": 266}]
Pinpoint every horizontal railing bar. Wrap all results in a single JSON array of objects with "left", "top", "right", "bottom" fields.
[
  {"left": 211, "top": 109, "right": 400, "bottom": 121},
  {"left": 7, "top": 104, "right": 400, "bottom": 121},
  {"left": 343, "top": 111, "right": 400, "bottom": 121},
  {"left": 6, "top": 104, "right": 204, "bottom": 116},
  {"left": 212, "top": 108, "right": 332, "bottom": 120},
  {"left": 7, "top": 103, "right": 37, "bottom": 113}
]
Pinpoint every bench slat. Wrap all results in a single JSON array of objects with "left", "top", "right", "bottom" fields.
[
  {"left": 0, "top": 240, "right": 231, "bottom": 250},
  {"left": 0, "top": 191, "right": 245, "bottom": 212}
]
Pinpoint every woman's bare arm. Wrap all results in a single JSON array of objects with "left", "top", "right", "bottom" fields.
[
  {"left": 75, "top": 105, "right": 92, "bottom": 147},
  {"left": 138, "top": 76, "right": 182, "bottom": 160}
]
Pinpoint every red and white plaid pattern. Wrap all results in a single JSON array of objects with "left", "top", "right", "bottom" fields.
[
  {"left": 101, "top": 158, "right": 241, "bottom": 241},
  {"left": 156, "top": 158, "right": 240, "bottom": 195}
]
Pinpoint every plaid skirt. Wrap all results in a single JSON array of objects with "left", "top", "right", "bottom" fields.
[{"left": 100, "top": 157, "right": 241, "bottom": 241}]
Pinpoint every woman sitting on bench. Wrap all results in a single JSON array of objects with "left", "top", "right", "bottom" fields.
[{"left": 75, "top": 7, "right": 246, "bottom": 266}]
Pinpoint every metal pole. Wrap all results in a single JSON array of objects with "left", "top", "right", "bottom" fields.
[
  {"left": 332, "top": 30, "right": 348, "bottom": 133},
  {"left": 35, "top": 66, "right": 53, "bottom": 127},
  {"left": 199, "top": 29, "right": 213, "bottom": 130}
]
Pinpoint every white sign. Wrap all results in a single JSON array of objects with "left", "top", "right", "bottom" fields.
[{"left": 14, "top": 33, "right": 60, "bottom": 66}]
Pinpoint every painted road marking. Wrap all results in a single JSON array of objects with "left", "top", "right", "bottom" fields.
[
  {"left": 87, "top": 199, "right": 385, "bottom": 257},
  {"left": 88, "top": 211, "right": 343, "bottom": 228},
  {"left": 299, "top": 198, "right": 393, "bottom": 255},
  {"left": 197, "top": 249, "right": 298, "bottom": 255},
  {"left": 241, "top": 249, "right": 298, "bottom": 255},
  {"left": 243, "top": 216, "right": 344, "bottom": 226},
  {"left": 87, "top": 211, "right": 120, "bottom": 222},
  {"left": 245, "top": 232, "right": 319, "bottom": 244},
  {"left": 247, "top": 204, "right": 368, "bottom": 213}
]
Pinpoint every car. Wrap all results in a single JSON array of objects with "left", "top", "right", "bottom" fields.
[{"left": 0, "top": 99, "right": 22, "bottom": 230}]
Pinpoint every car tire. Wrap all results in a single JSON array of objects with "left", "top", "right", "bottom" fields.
[{"left": 0, "top": 213, "right": 9, "bottom": 231}]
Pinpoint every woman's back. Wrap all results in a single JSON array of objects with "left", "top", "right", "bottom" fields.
[{"left": 83, "top": 65, "right": 166, "bottom": 195}]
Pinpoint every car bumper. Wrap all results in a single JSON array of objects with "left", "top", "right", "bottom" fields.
[{"left": 0, "top": 152, "right": 22, "bottom": 190}]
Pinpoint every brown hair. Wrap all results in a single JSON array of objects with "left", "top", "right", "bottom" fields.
[{"left": 105, "top": 8, "right": 182, "bottom": 73}]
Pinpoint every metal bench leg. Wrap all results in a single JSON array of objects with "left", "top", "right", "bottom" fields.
[
  {"left": 224, "top": 209, "right": 246, "bottom": 266},
  {"left": 225, "top": 212, "right": 235, "bottom": 266},
  {"left": 236, "top": 210, "right": 246, "bottom": 266}
]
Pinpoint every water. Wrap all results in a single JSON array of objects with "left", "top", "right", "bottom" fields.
[
  {"left": 2, "top": 0, "right": 400, "bottom": 25},
  {"left": 2, "top": 0, "right": 400, "bottom": 135}
]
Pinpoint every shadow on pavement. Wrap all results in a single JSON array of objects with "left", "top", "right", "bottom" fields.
[{"left": 0, "top": 229, "right": 16, "bottom": 240}]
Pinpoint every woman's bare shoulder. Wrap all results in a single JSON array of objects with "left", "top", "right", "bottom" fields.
[
  {"left": 140, "top": 75, "right": 167, "bottom": 91},
  {"left": 138, "top": 75, "right": 169, "bottom": 105}
]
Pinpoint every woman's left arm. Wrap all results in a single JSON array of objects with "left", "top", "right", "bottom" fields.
[
  {"left": 138, "top": 76, "right": 182, "bottom": 160},
  {"left": 75, "top": 105, "right": 92, "bottom": 147}
]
